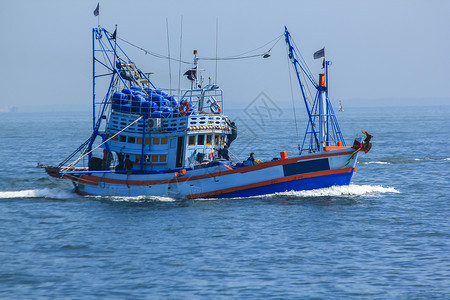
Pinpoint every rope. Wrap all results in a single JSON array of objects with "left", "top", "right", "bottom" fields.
[
  {"left": 61, "top": 115, "right": 144, "bottom": 172},
  {"left": 227, "top": 148, "right": 242, "bottom": 163},
  {"left": 343, "top": 149, "right": 360, "bottom": 167}
]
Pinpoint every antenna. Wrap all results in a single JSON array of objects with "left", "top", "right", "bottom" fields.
[
  {"left": 215, "top": 17, "right": 219, "bottom": 84},
  {"left": 166, "top": 18, "right": 172, "bottom": 93},
  {"left": 177, "top": 16, "right": 183, "bottom": 99}
]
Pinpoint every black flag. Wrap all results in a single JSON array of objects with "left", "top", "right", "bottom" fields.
[
  {"left": 313, "top": 48, "right": 325, "bottom": 59},
  {"left": 93, "top": 3, "right": 99, "bottom": 16}
]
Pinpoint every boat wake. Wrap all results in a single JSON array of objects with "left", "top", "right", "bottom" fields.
[
  {"left": 0, "top": 188, "right": 78, "bottom": 200},
  {"left": 360, "top": 161, "right": 390, "bottom": 165},
  {"left": 265, "top": 184, "right": 399, "bottom": 198},
  {"left": 360, "top": 157, "right": 450, "bottom": 165},
  {"left": 103, "top": 195, "right": 176, "bottom": 202}
]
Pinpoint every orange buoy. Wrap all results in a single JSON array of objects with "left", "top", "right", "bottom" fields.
[{"left": 280, "top": 151, "right": 287, "bottom": 160}]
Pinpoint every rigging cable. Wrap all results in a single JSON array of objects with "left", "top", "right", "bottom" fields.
[
  {"left": 116, "top": 36, "right": 191, "bottom": 64},
  {"left": 234, "top": 127, "right": 299, "bottom": 152},
  {"left": 197, "top": 34, "right": 283, "bottom": 61},
  {"left": 116, "top": 32, "right": 284, "bottom": 65},
  {"left": 61, "top": 116, "right": 144, "bottom": 172},
  {"left": 291, "top": 37, "right": 317, "bottom": 87},
  {"left": 300, "top": 64, "right": 314, "bottom": 108},
  {"left": 285, "top": 44, "right": 301, "bottom": 154}
]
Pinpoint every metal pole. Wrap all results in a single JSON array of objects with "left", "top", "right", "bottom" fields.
[{"left": 92, "top": 28, "right": 96, "bottom": 131}]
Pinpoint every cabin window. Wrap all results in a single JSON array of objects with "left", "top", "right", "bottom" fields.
[
  {"left": 188, "top": 135, "right": 196, "bottom": 146},
  {"left": 161, "top": 137, "right": 168, "bottom": 144},
  {"left": 198, "top": 134, "right": 205, "bottom": 145},
  {"left": 160, "top": 155, "right": 167, "bottom": 162},
  {"left": 220, "top": 135, "right": 225, "bottom": 146},
  {"left": 111, "top": 135, "right": 118, "bottom": 141},
  {"left": 135, "top": 155, "right": 141, "bottom": 163},
  {"left": 153, "top": 138, "right": 160, "bottom": 145},
  {"left": 137, "top": 137, "right": 142, "bottom": 144},
  {"left": 152, "top": 155, "right": 158, "bottom": 162},
  {"left": 128, "top": 136, "right": 136, "bottom": 144},
  {"left": 206, "top": 134, "right": 212, "bottom": 145},
  {"left": 119, "top": 135, "right": 127, "bottom": 143},
  {"left": 144, "top": 155, "right": 151, "bottom": 162},
  {"left": 145, "top": 138, "right": 151, "bottom": 144},
  {"left": 214, "top": 135, "right": 219, "bottom": 146}
]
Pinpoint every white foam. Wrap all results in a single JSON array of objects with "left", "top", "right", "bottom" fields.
[
  {"left": 362, "top": 161, "right": 390, "bottom": 165},
  {"left": 105, "top": 195, "right": 176, "bottom": 202},
  {"left": 268, "top": 184, "right": 399, "bottom": 198},
  {"left": 0, "top": 188, "right": 77, "bottom": 200}
]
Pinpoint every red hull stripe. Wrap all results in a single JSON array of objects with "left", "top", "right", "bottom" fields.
[
  {"left": 78, "top": 151, "right": 355, "bottom": 186},
  {"left": 186, "top": 168, "right": 356, "bottom": 199}
]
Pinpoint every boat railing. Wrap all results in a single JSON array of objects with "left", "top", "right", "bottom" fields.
[
  {"left": 180, "top": 86, "right": 224, "bottom": 115},
  {"left": 108, "top": 110, "right": 229, "bottom": 134},
  {"left": 161, "top": 114, "right": 229, "bottom": 132}
]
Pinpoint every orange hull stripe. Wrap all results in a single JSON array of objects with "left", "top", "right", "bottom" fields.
[
  {"left": 78, "top": 151, "right": 355, "bottom": 186},
  {"left": 186, "top": 168, "right": 356, "bottom": 199}
]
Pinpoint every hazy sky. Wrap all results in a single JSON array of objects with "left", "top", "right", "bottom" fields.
[{"left": 1, "top": 0, "right": 449, "bottom": 112}]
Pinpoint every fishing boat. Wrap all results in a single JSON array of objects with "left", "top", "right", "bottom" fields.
[{"left": 41, "top": 26, "right": 372, "bottom": 198}]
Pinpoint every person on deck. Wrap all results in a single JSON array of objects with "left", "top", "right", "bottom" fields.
[
  {"left": 243, "top": 153, "right": 255, "bottom": 166},
  {"left": 124, "top": 154, "right": 133, "bottom": 171},
  {"left": 222, "top": 145, "right": 231, "bottom": 161},
  {"left": 248, "top": 153, "right": 255, "bottom": 165},
  {"left": 226, "top": 121, "right": 237, "bottom": 147},
  {"left": 116, "top": 153, "right": 125, "bottom": 170}
]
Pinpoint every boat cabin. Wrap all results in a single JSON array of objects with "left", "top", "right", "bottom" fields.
[{"left": 99, "top": 84, "right": 231, "bottom": 173}]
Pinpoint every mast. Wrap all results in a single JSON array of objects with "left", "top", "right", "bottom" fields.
[
  {"left": 284, "top": 26, "right": 345, "bottom": 153},
  {"left": 284, "top": 27, "right": 320, "bottom": 152},
  {"left": 318, "top": 73, "right": 327, "bottom": 150},
  {"left": 92, "top": 27, "right": 97, "bottom": 132}
]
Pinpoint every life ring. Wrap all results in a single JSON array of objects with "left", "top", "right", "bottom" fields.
[
  {"left": 179, "top": 102, "right": 190, "bottom": 116},
  {"left": 208, "top": 152, "right": 215, "bottom": 160},
  {"left": 210, "top": 101, "right": 221, "bottom": 114}
]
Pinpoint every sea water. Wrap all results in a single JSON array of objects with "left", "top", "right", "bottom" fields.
[{"left": 0, "top": 106, "right": 449, "bottom": 298}]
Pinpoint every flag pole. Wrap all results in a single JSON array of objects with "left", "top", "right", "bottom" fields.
[
  {"left": 97, "top": 3, "right": 100, "bottom": 28},
  {"left": 93, "top": 3, "right": 100, "bottom": 28}
]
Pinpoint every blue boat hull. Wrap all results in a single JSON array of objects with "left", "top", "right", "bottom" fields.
[{"left": 216, "top": 171, "right": 354, "bottom": 198}]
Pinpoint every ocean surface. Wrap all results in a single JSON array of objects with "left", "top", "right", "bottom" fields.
[{"left": 0, "top": 105, "right": 449, "bottom": 299}]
